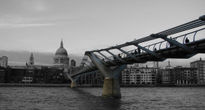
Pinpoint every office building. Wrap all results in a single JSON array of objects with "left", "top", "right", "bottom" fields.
[
  {"left": 121, "top": 65, "right": 157, "bottom": 85},
  {"left": 0, "top": 56, "right": 8, "bottom": 68},
  {"left": 190, "top": 58, "right": 205, "bottom": 85}
]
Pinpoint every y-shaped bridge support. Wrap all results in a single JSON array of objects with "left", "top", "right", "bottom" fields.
[
  {"left": 85, "top": 51, "right": 126, "bottom": 98},
  {"left": 64, "top": 67, "right": 77, "bottom": 88}
]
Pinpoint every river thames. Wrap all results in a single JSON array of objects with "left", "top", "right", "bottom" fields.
[{"left": 0, "top": 87, "right": 205, "bottom": 110}]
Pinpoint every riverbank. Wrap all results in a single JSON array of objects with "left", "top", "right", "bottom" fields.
[
  {"left": 0, "top": 83, "right": 103, "bottom": 87},
  {"left": 0, "top": 83, "right": 71, "bottom": 87},
  {"left": 0, "top": 83, "right": 205, "bottom": 87}
]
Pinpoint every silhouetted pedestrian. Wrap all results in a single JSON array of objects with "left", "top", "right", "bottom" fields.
[
  {"left": 169, "top": 37, "right": 173, "bottom": 47},
  {"left": 138, "top": 48, "right": 141, "bottom": 54},
  {"left": 113, "top": 56, "right": 117, "bottom": 60},
  {"left": 185, "top": 38, "right": 190, "bottom": 44},
  {"left": 134, "top": 50, "right": 138, "bottom": 55},
  {"left": 118, "top": 54, "right": 121, "bottom": 58}
]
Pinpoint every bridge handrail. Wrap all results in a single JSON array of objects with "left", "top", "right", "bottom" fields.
[
  {"left": 102, "top": 27, "right": 205, "bottom": 62},
  {"left": 145, "top": 27, "right": 205, "bottom": 50}
]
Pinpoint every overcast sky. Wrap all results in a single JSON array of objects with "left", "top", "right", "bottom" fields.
[{"left": 0, "top": 0, "right": 204, "bottom": 55}]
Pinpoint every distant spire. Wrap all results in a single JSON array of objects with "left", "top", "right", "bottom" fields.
[
  {"left": 29, "top": 53, "right": 34, "bottom": 65},
  {"left": 60, "top": 39, "right": 63, "bottom": 48}
]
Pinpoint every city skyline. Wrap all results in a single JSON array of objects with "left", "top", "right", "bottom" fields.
[
  {"left": 0, "top": 0, "right": 204, "bottom": 55},
  {"left": 1, "top": 49, "right": 204, "bottom": 67}
]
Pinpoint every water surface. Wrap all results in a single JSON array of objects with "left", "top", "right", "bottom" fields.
[{"left": 0, "top": 87, "right": 205, "bottom": 110}]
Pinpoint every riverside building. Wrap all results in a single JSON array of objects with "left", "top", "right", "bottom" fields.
[
  {"left": 160, "top": 61, "right": 174, "bottom": 85},
  {"left": 0, "top": 56, "right": 8, "bottom": 68},
  {"left": 121, "top": 64, "right": 157, "bottom": 86},
  {"left": 173, "top": 67, "right": 197, "bottom": 85},
  {"left": 160, "top": 66, "right": 197, "bottom": 85},
  {"left": 190, "top": 58, "right": 205, "bottom": 85}
]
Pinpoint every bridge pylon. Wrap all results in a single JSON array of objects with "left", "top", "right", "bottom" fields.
[
  {"left": 63, "top": 67, "right": 77, "bottom": 88},
  {"left": 71, "top": 81, "right": 77, "bottom": 88},
  {"left": 85, "top": 51, "right": 126, "bottom": 98}
]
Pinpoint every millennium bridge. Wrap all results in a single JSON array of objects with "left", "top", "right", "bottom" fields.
[{"left": 65, "top": 15, "right": 205, "bottom": 98}]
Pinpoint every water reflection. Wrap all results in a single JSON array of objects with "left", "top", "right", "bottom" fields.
[{"left": 72, "top": 88, "right": 121, "bottom": 110}]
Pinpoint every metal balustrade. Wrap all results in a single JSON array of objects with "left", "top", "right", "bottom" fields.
[{"left": 91, "top": 27, "right": 205, "bottom": 64}]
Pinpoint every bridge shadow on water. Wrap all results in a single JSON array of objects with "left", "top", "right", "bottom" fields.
[{"left": 70, "top": 88, "right": 122, "bottom": 110}]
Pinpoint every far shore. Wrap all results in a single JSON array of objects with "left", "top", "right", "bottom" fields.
[
  {"left": 0, "top": 83, "right": 205, "bottom": 87},
  {"left": 0, "top": 83, "right": 71, "bottom": 87}
]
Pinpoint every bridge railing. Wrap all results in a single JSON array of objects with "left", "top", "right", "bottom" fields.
[
  {"left": 100, "top": 27, "right": 205, "bottom": 63},
  {"left": 145, "top": 27, "right": 205, "bottom": 51}
]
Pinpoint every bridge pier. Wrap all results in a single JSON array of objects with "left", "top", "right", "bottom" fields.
[
  {"left": 85, "top": 52, "right": 126, "bottom": 98},
  {"left": 71, "top": 81, "right": 77, "bottom": 88},
  {"left": 102, "top": 77, "right": 121, "bottom": 98},
  {"left": 63, "top": 67, "right": 77, "bottom": 88}
]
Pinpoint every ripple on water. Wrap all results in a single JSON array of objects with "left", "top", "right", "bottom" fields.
[{"left": 0, "top": 87, "right": 205, "bottom": 110}]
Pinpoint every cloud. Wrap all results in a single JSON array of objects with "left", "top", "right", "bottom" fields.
[
  {"left": 0, "top": 14, "right": 83, "bottom": 29},
  {"left": 0, "top": 15, "right": 56, "bottom": 28},
  {"left": 0, "top": 23, "right": 55, "bottom": 28}
]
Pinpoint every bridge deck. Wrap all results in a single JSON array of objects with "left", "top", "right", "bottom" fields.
[
  {"left": 72, "top": 38, "right": 205, "bottom": 77},
  {"left": 71, "top": 15, "right": 205, "bottom": 78}
]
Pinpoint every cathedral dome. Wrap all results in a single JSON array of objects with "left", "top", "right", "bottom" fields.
[
  {"left": 55, "top": 40, "right": 68, "bottom": 56},
  {"left": 55, "top": 48, "right": 68, "bottom": 56}
]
